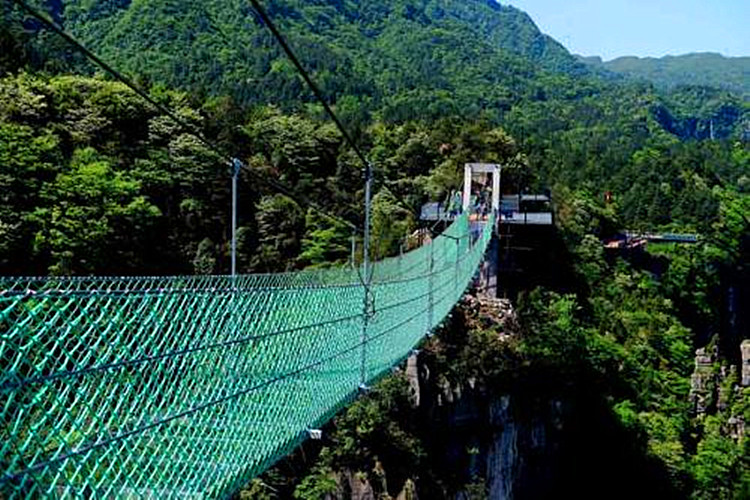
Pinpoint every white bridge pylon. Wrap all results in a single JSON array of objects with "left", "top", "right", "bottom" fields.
[{"left": 462, "top": 163, "right": 501, "bottom": 213}]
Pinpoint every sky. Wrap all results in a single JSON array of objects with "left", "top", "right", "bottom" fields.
[{"left": 502, "top": 0, "right": 750, "bottom": 61}]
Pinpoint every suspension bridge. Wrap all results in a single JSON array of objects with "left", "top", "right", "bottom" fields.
[
  {"left": 2, "top": 1, "right": 503, "bottom": 496},
  {"left": 1, "top": 214, "right": 494, "bottom": 498}
]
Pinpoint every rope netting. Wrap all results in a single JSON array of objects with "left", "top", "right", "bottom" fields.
[{"left": 0, "top": 215, "right": 493, "bottom": 499}]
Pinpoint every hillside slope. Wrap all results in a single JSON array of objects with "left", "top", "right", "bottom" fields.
[
  {"left": 581, "top": 52, "right": 750, "bottom": 98},
  {"left": 49, "top": 0, "right": 584, "bottom": 115}
]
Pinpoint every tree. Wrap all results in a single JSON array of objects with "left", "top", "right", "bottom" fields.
[
  {"left": 371, "top": 188, "right": 414, "bottom": 260},
  {"left": 30, "top": 147, "right": 160, "bottom": 275},
  {"left": 252, "top": 194, "right": 305, "bottom": 273},
  {"left": 0, "top": 122, "right": 59, "bottom": 273},
  {"left": 297, "top": 210, "right": 351, "bottom": 269}
]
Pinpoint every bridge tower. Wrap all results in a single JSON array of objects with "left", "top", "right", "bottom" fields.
[
  {"left": 462, "top": 163, "right": 501, "bottom": 214},
  {"left": 461, "top": 163, "right": 502, "bottom": 298}
]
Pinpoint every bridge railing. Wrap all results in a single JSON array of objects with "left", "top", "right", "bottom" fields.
[{"left": 0, "top": 214, "right": 493, "bottom": 499}]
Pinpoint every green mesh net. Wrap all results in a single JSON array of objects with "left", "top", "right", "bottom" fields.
[{"left": 1, "top": 215, "right": 493, "bottom": 498}]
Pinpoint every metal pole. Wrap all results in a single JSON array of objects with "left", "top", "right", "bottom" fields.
[
  {"left": 363, "top": 167, "right": 373, "bottom": 287},
  {"left": 360, "top": 163, "right": 373, "bottom": 390},
  {"left": 231, "top": 158, "right": 242, "bottom": 277},
  {"left": 427, "top": 241, "right": 434, "bottom": 336},
  {"left": 492, "top": 165, "right": 501, "bottom": 214},
  {"left": 463, "top": 164, "right": 472, "bottom": 212},
  {"left": 455, "top": 238, "right": 460, "bottom": 296},
  {"left": 351, "top": 232, "right": 356, "bottom": 269},
  {"left": 399, "top": 243, "right": 404, "bottom": 275}
]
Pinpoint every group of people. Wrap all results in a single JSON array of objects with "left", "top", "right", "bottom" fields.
[{"left": 445, "top": 188, "right": 491, "bottom": 219}]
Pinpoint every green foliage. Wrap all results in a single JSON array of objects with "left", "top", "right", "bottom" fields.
[
  {"left": 0, "top": 73, "right": 369, "bottom": 275},
  {"left": 52, "top": 0, "right": 583, "bottom": 114},
  {"left": 0, "top": 72, "right": 234, "bottom": 275},
  {"left": 2, "top": 0, "right": 747, "bottom": 265},
  {"left": 371, "top": 188, "right": 415, "bottom": 260},
  {"left": 292, "top": 467, "right": 338, "bottom": 500},
  {"left": 252, "top": 194, "right": 305, "bottom": 272},
  {"left": 0, "top": 4, "right": 747, "bottom": 497},
  {"left": 242, "top": 109, "right": 344, "bottom": 199},
  {"left": 534, "top": 188, "right": 749, "bottom": 498},
  {"left": 192, "top": 237, "right": 217, "bottom": 274},
  {"left": 639, "top": 411, "right": 688, "bottom": 483},
  {"left": 324, "top": 375, "right": 424, "bottom": 470},
  {"left": 239, "top": 478, "right": 278, "bottom": 500},
  {"left": 298, "top": 211, "right": 351, "bottom": 269},
  {"left": 14, "top": 0, "right": 747, "bottom": 151},
  {"left": 690, "top": 416, "right": 746, "bottom": 499},
  {"left": 30, "top": 147, "right": 160, "bottom": 274},
  {"left": 424, "top": 308, "right": 519, "bottom": 387},
  {"left": 517, "top": 289, "right": 588, "bottom": 369},
  {"left": 0, "top": 121, "right": 60, "bottom": 270},
  {"left": 613, "top": 399, "right": 640, "bottom": 431},
  {"left": 584, "top": 53, "right": 750, "bottom": 99}
]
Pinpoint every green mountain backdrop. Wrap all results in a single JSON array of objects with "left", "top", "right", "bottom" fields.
[
  {"left": 37, "top": 0, "right": 585, "bottom": 116},
  {"left": 580, "top": 52, "right": 750, "bottom": 98},
  {"left": 10, "top": 0, "right": 745, "bottom": 143}
]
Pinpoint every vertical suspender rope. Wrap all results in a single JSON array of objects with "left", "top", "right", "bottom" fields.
[
  {"left": 455, "top": 236, "right": 461, "bottom": 296},
  {"left": 427, "top": 241, "right": 435, "bottom": 337},
  {"left": 359, "top": 165, "right": 373, "bottom": 390},
  {"left": 231, "top": 158, "right": 242, "bottom": 277}
]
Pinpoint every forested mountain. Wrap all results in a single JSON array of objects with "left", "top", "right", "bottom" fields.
[
  {"left": 1, "top": 1, "right": 749, "bottom": 498},
  {"left": 6, "top": 0, "right": 748, "bottom": 138},
  {"left": 17, "top": 0, "right": 584, "bottom": 118},
  {"left": 581, "top": 52, "right": 750, "bottom": 99}
]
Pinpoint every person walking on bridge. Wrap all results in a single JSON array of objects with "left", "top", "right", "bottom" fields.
[{"left": 449, "top": 190, "right": 462, "bottom": 218}]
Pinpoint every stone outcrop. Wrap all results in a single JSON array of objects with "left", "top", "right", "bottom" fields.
[
  {"left": 726, "top": 415, "right": 746, "bottom": 442},
  {"left": 484, "top": 395, "right": 566, "bottom": 500},
  {"left": 689, "top": 345, "right": 718, "bottom": 415},
  {"left": 463, "top": 295, "right": 517, "bottom": 331},
  {"left": 331, "top": 470, "right": 375, "bottom": 500},
  {"left": 486, "top": 396, "right": 517, "bottom": 500},
  {"left": 395, "top": 479, "right": 418, "bottom": 500},
  {"left": 327, "top": 466, "right": 419, "bottom": 500},
  {"left": 405, "top": 353, "right": 421, "bottom": 407},
  {"left": 687, "top": 341, "right": 748, "bottom": 446}
]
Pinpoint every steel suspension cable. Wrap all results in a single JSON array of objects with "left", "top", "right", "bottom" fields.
[{"left": 247, "top": 0, "right": 372, "bottom": 176}]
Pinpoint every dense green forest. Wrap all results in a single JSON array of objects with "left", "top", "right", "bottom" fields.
[
  {"left": 1, "top": 0, "right": 748, "bottom": 498},
  {"left": 2, "top": 0, "right": 748, "bottom": 275},
  {"left": 580, "top": 53, "right": 750, "bottom": 99}
]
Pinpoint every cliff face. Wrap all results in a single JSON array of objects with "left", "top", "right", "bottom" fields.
[
  {"left": 410, "top": 295, "right": 692, "bottom": 500},
  {"left": 485, "top": 395, "right": 566, "bottom": 500},
  {"left": 412, "top": 298, "right": 574, "bottom": 500},
  {"left": 414, "top": 355, "right": 683, "bottom": 500},
  {"left": 689, "top": 342, "right": 748, "bottom": 443}
]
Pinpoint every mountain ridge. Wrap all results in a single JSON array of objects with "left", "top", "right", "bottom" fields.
[{"left": 578, "top": 52, "right": 750, "bottom": 97}]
